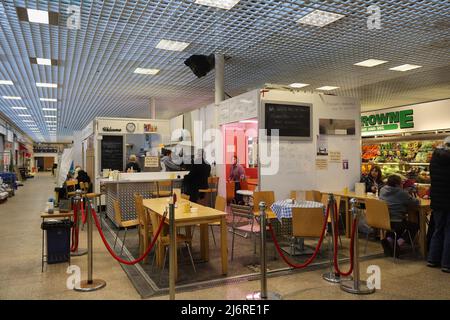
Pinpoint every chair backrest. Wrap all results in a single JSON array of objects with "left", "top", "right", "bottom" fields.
[
  {"left": 305, "top": 190, "right": 322, "bottom": 202},
  {"left": 246, "top": 178, "right": 258, "bottom": 192},
  {"left": 253, "top": 191, "right": 275, "bottom": 212},
  {"left": 113, "top": 200, "right": 123, "bottom": 225},
  {"left": 364, "top": 198, "right": 392, "bottom": 230},
  {"left": 157, "top": 180, "right": 173, "bottom": 196},
  {"left": 239, "top": 179, "right": 249, "bottom": 191},
  {"left": 292, "top": 207, "right": 325, "bottom": 238},
  {"left": 79, "top": 182, "right": 89, "bottom": 193},
  {"left": 208, "top": 176, "right": 219, "bottom": 189},
  {"left": 230, "top": 204, "right": 254, "bottom": 228},
  {"left": 290, "top": 190, "right": 307, "bottom": 201},
  {"left": 134, "top": 193, "right": 147, "bottom": 227},
  {"left": 215, "top": 195, "right": 226, "bottom": 212},
  {"left": 149, "top": 210, "right": 162, "bottom": 239},
  {"left": 320, "top": 193, "right": 341, "bottom": 222}
]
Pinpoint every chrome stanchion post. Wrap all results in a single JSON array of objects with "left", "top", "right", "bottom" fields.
[
  {"left": 246, "top": 201, "right": 282, "bottom": 300},
  {"left": 323, "top": 193, "right": 341, "bottom": 283},
  {"left": 169, "top": 198, "right": 176, "bottom": 300},
  {"left": 70, "top": 191, "right": 87, "bottom": 257},
  {"left": 74, "top": 198, "right": 106, "bottom": 292},
  {"left": 340, "top": 199, "right": 375, "bottom": 294}
]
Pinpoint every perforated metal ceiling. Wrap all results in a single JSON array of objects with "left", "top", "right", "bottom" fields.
[{"left": 0, "top": 0, "right": 449, "bottom": 142}]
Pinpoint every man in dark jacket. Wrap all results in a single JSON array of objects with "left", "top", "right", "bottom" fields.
[
  {"left": 427, "top": 137, "right": 450, "bottom": 273},
  {"left": 183, "top": 150, "right": 211, "bottom": 203}
]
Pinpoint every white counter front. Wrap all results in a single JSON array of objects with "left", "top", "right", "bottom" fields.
[{"left": 98, "top": 171, "right": 189, "bottom": 184}]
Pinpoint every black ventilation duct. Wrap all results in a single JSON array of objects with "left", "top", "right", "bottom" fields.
[{"left": 184, "top": 54, "right": 215, "bottom": 78}]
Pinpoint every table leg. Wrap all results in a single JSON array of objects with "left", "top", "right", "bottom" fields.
[
  {"left": 419, "top": 208, "right": 427, "bottom": 259},
  {"left": 200, "top": 224, "right": 209, "bottom": 261},
  {"left": 220, "top": 217, "right": 228, "bottom": 275}
]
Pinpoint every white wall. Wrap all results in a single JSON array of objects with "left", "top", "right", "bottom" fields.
[
  {"left": 72, "top": 130, "right": 83, "bottom": 167},
  {"left": 259, "top": 90, "right": 361, "bottom": 200}
]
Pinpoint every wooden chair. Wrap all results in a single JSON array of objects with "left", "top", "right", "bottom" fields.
[
  {"left": 66, "top": 180, "right": 78, "bottom": 197},
  {"left": 199, "top": 176, "right": 219, "bottom": 208},
  {"left": 148, "top": 210, "right": 196, "bottom": 276},
  {"left": 134, "top": 193, "right": 152, "bottom": 263},
  {"left": 291, "top": 207, "right": 326, "bottom": 255},
  {"left": 246, "top": 178, "right": 258, "bottom": 192},
  {"left": 253, "top": 191, "right": 277, "bottom": 219},
  {"left": 152, "top": 180, "right": 173, "bottom": 198},
  {"left": 113, "top": 200, "right": 139, "bottom": 255},
  {"left": 226, "top": 181, "right": 235, "bottom": 204},
  {"left": 305, "top": 190, "right": 322, "bottom": 202},
  {"left": 209, "top": 196, "right": 226, "bottom": 247},
  {"left": 364, "top": 198, "right": 415, "bottom": 260}
]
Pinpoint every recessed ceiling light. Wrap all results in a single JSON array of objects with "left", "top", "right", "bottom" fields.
[
  {"left": 36, "top": 82, "right": 57, "bottom": 88},
  {"left": 30, "top": 57, "right": 58, "bottom": 66},
  {"left": 316, "top": 86, "right": 340, "bottom": 91},
  {"left": 23, "top": 120, "right": 34, "bottom": 123},
  {"left": 289, "top": 83, "right": 310, "bottom": 89},
  {"left": 134, "top": 68, "right": 160, "bottom": 75},
  {"left": 354, "top": 59, "right": 388, "bottom": 67},
  {"left": 389, "top": 64, "right": 422, "bottom": 72},
  {"left": 44, "top": 115, "right": 57, "bottom": 118},
  {"left": 156, "top": 39, "right": 190, "bottom": 51},
  {"left": 26, "top": 8, "right": 49, "bottom": 24},
  {"left": 18, "top": 114, "right": 32, "bottom": 117},
  {"left": 239, "top": 120, "right": 258, "bottom": 124},
  {"left": 46, "top": 121, "right": 57, "bottom": 123},
  {"left": 195, "top": 0, "right": 240, "bottom": 10},
  {"left": 0, "top": 80, "right": 14, "bottom": 85},
  {"left": 16, "top": 7, "right": 59, "bottom": 25},
  {"left": 12, "top": 107, "right": 27, "bottom": 110},
  {"left": 42, "top": 108, "right": 57, "bottom": 111},
  {"left": 298, "top": 9, "right": 345, "bottom": 27},
  {"left": 40, "top": 98, "right": 57, "bottom": 102},
  {"left": 2, "top": 96, "right": 21, "bottom": 100}
]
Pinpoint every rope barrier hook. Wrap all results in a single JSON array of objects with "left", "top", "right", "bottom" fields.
[
  {"left": 340, "top": 199, "right": 376, "bottom": 295},
  {"left": 247, "top": 201, "right": 282, "bottom": 300},
  {"left": 74, "top": 198, "right": 106, "bottom": 292}
]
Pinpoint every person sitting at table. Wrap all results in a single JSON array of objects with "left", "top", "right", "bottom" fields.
[
  {"left": 361, "top": 166, "right": 384, "bottom": 194},
  {"left": 183, "top": 150, "right": 211, "bottom": 203},
  {"left": 228, "top": 155, "right": 246, "bottom": 205},
  {"left": 161, "top": 149, "right": 181, "bottom": 172},
  {"left": 379, "top": 174, "right": 420, "bottom": 257},
  {"left": 126, "top": 154, "right": 141, "bottom": 172}
]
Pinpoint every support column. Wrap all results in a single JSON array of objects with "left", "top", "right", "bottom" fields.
[
  {"left": 215, "top": 54, "right": 225, "bottom": 105},
  {"left": 150, "top": 98, "right": 156, "bottom": 119}
]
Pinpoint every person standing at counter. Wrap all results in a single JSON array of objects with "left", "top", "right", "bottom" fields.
[
  {"left": 228, "top": 156, "right": 246, "bottom": 204},
  {"left": 427, "top": 136, "right": 450, "bottom": 273},
  {"left": 161, "top": 149, "right": 181, "bottom": 171},
  {"left": 126, "top": 154, "right": 141, "bottom": 172}
]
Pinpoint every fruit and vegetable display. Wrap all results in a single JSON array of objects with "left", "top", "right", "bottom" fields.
[{"left": 361, "top": 139, "right": 443, "bottom": 184}]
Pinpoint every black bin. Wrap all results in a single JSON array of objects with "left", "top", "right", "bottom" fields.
[{"left": 41, "top": 220, "right": 73, "bottom": 264}]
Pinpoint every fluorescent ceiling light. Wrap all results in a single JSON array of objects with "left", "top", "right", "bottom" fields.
[
  {"left": 36, "top": 58, "right": 52, "bottom": 65},
  {"left": 44, "top": 115, "right": 57, "bottom": 118},
  {"left": 2, "top": 96, "right": 21, "bottom": 100},
  {"left": 23, "top": 120, "right": 34, "bottom": 123},
  {"left": 156, "top": 39, "right": 190, "bottom": 51},
  {"left": 134, "top": 68, "right": 160, "bottom": 75},
  {"left": 239, "top": 120, "right": 258, "bottom": 124},
  {"left": 42, "top": 108, "right": 57, "bottom": 111},
  {"left": 12, "top": 107, "right": 27, "bottom": 110},
  {"left": 18, "top": 114, "right": 32, "bottom": 117},
  {"left": 289, "top": 83, "right": 310, "bottom": 89},
  {"left": 0, "top": 80, "right": 14, "bottom": 85},
  {"left": 36, "top": 82, "right": 57, "bottom": 88},
  {"left": 27, "top": 9, "right": 49, "bottom": 24},
  {"left": 40, "top": 98, "right": 57, "bottom": 102},
  {"left": 195, "top": 0, "right": 240, "bottom": 10},
  {"left": 298, "top": 9, "right": 345, "bottom": 27},
  {"left": 316, "top": 86, "right": 340, "bottom": 91},
  {"left": 354, "top": 59, "right": 388, "bottom": 67},
  {"left": 389, "top": 64, "right": 422, "bottom": 72},
  {"left": 46, "top": 121, "right": 57, "bottom": 123}
]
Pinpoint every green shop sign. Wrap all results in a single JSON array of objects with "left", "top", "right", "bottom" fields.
[{"left": 361, "top": 109, "right": 414, "bottom": 133}]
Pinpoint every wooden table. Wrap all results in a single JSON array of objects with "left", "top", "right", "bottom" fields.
[
  {"left": 330, "top": 192, "right": 431, "bottom": 258},
  {"left": 40, "top": 211, "right": 74, "bottom": 272},
  {"left": 143, "top": 198, "right": 228, "bottom": 280}
]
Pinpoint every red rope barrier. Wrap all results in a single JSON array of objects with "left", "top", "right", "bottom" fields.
[
  {"left": 81, "top": 198, "right": 87, "bottom": 225},
  {"left": 70, "top": 200, "right": 79, "bottom": 252},
  {"left": 332, "top": 202, "right": 357, "bottom": 276},
  {"left": 268, "top": 205, "right": 330, "bottom": 269},
  {"left": 90, "top": 206, "right": 166, "bottom": 265}
]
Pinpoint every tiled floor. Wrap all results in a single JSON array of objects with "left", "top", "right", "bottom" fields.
[{"left": 0, "top": 173, "right": 449, "bottom": 300}]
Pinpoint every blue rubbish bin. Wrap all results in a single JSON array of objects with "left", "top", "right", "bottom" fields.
[{"left": 41, "top": 220, "right": 73, "bottom": 264}]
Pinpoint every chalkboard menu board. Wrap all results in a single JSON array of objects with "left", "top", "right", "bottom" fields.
[
  {"left": 101, "top": 135, "right": 123, "bottom": 171},
  {"left": 264, "top": 102, "right": 312, "bottom": 139}
]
